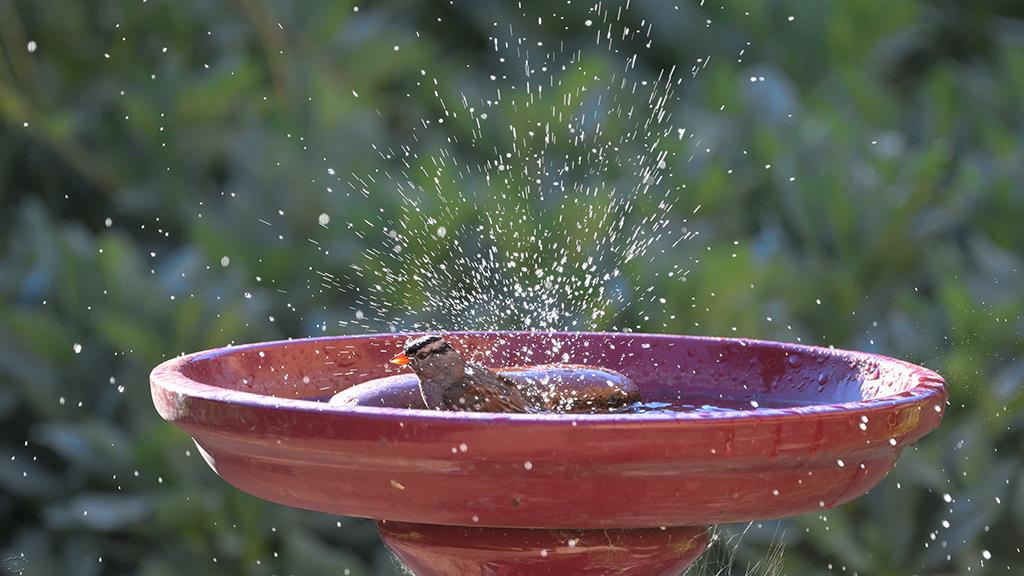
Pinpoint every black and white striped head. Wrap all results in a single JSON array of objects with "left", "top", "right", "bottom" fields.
[
  {"left": 390, "top": 335, "right": 467, "bottom": 408},
  {"left": 390, "top": 335, "right": 456, "bottom": 366}
]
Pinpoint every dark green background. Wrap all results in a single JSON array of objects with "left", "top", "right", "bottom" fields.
[{"left": 2, "top": 0, "right": 1022, "bottom": 574}]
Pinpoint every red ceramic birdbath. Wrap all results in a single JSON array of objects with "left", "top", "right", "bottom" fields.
[{"left": 150, "top": 332, "right": 946, "bottom": 575}]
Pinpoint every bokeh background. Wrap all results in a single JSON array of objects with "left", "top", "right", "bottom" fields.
[{"left": 2, "top": 0, "right": 1023, "bottom": 574}]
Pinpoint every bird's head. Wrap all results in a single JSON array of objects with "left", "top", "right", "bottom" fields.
[{"left": 390, "top": 335, "right": 466, "bottom": 383}]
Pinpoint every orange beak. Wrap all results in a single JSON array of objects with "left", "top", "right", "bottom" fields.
[{"left": 390, "top": 353, "right": 411, "bottom": 366}]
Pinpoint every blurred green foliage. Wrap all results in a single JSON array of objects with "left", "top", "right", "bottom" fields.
[{"left": 2, "top": 0, "right": 1023, "bottom": 574}]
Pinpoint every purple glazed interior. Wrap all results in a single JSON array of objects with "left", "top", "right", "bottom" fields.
[{"left": 151, "top": 332, "right": 947, "bottom": 529}]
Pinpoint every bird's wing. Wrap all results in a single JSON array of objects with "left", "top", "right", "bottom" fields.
[
  {"left": 441, "top": 382, "right": 474, "bottom": 410},
  {"left": 444, "top": 370, "right": 532, "bottom": 413}
]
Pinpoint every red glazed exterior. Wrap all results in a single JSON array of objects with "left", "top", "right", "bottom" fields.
[
  {"left": 377, "top": 522, "right": 709, "bottom": 576},
  {"left": 150, "top": 332, "right": 946, "bottom": 529}
]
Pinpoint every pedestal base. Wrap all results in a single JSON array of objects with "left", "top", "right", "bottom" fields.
[{"left": 377, "top": 521, "right": 709, "bottom": 576}]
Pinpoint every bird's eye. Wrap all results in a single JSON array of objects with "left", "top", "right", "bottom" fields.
[{"left": 416, "top": 351, "right": 429, "bottom": 360}]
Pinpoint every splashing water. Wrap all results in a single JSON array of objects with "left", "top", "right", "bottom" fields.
[
  {"left": 685, "top": 523, "right": 787, "bottom": 576},
  {"left": 310, "top": 3, "right": 730, "bottom": 335}
]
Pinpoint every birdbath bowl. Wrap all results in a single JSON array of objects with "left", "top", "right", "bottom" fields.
[{"left": 150, "top": 332, "right": 946, "bottom": 575}]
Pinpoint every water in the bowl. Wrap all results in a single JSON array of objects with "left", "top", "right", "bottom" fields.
[
  {"left": 315, "top": 382, "right": 811, "bottom": 414},
  {"left": 620, "top": 395, "right": 810, "bottom": 414},
  {"left": 316, "top": 395, "right": 808, "bottom": 414}
]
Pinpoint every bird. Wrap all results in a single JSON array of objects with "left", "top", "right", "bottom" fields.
[{"left": 389, "top": 334, "right": 535, "bottom": 413}]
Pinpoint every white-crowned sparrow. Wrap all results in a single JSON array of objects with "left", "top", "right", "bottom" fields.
[
  {"left": 389, "top": 334, "right": 640, "bottom": 413},
  {"left": 390, "top": 335, "right": 534, "bottom": 413}
]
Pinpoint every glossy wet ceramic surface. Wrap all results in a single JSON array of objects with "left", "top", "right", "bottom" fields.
[{"left": 150, "top": 332, "right": 946, "bottom": 529}]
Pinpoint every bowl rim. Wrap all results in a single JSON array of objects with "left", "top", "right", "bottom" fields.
[{"left": 150, "top": 331, "right": 947, "bottom": 426}]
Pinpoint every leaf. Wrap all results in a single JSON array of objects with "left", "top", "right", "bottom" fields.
[
  {"left": 281, "top": 529, "right": 371, "bottom": 575},
  {"left": 44, "top": 494, "right": 154, "bottom": 532},
  {"left": 0, "top": 447, "right": 63, "bottom": 498},
  {"left": 32, "top": 420, "right": 132, "bottom": 475},
  {"left": 93, "top": 312, "right": 165, "bottom": 365}
]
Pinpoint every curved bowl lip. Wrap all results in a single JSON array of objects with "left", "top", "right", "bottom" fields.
[{"left": 151, "top": 331, "right": 947, "bottom": 426}]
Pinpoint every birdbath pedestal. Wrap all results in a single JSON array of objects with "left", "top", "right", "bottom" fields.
[{"left": 150, "top": 332, "right": 946, "bottom": 575}]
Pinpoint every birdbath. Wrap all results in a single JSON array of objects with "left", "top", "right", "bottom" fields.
[{"left": 150, "top": 332, "right": 946, "bottom": 575}]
